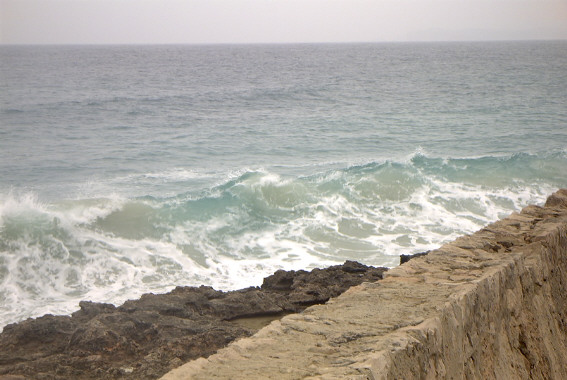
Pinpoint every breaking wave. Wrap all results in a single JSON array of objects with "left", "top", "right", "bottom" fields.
[{"left": 1, "top": 151, "right": 565, "bottom": 328}]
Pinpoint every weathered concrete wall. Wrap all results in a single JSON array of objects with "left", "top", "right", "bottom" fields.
[{"left": 161, "top": 189, "right": 567, "bottom": 380}]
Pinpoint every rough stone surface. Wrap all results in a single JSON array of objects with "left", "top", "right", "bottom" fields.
[
  {"left": 162, "top": 189, "right": 567, "bottom": 380},
  {"left": 0, "top": 262, "right": 386, "bottom": 379}
]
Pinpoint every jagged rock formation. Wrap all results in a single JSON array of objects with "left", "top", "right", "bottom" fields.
[
  {"left": 162, "top": 189, "right": 567, "bottom": 379},
  {"left": 0, "top": 261, "right": 386, "bottom": 379}
]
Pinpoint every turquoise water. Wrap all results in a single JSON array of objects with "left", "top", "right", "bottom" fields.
[{"left": 1, "top": 41, "right": 566, "bottom": 328}]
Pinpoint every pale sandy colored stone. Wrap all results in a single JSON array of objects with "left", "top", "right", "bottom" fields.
[{"left": 161, "top": 189, "right": 567, "bottom": 380}]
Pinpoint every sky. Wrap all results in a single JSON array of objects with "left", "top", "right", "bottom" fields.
[{"left": 1, "top": 0, "right": 567, "bottom": 45}]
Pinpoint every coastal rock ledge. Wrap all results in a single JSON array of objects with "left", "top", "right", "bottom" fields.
[
  {"left": 162, "top": 189, "right": 567, "bottom": 380},
  {"left": 0, "top": 259, "right": 386, "bottom": 379}
]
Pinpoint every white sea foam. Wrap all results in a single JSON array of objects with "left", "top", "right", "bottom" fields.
[{"left": 0, "top": 191, "right": 46, "bottom": 220}]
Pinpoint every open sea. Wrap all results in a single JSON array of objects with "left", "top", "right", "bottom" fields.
[{"left": 1, "top": 41, "right": 566, "bottom": 329}]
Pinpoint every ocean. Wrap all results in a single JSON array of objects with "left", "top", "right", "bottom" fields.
[{"left": 1, "top": 41, "right": 566, "bottom": 329}]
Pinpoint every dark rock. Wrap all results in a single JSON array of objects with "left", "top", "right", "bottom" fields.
[
  {"left": 261, "top": 260, "right": 386, "bottom": 307},
  {"left": 400, "top": 251, "right": 430, "bottom": 265},
  {"left": 0, "top": 261, "right": 387, "bottom": 380}
]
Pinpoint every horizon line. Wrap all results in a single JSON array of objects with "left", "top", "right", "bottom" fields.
[{"left": 2, "top": 37, "right": 567, "bottom": 47}]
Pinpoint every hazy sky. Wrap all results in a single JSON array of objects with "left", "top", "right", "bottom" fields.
[{"left": 1, "top": 0, "right": 567, "bottom": 44}]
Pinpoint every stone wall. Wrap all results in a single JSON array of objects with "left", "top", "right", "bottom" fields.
[{"left": 161, "top": 189, "right": 567, "bottom": 379}]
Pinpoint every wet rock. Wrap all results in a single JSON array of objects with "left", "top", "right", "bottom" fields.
[
  {"left": 0, "top": 261, "right": 386, "bottom": 380},
  {"left": 261, "top": 260, "right": 385, "bottom": 307}
]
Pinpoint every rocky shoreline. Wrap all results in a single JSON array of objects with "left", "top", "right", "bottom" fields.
[
  {"left": 0, "top": 261, "right": 387, "bottom": 379},
  {"left": 160, "top": 189, "right": 567, "bottom": 380},
  {"left": 4, "top": 190, "right": 565, "bottom": 380}
]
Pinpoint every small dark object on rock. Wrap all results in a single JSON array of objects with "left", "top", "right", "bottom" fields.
[{"left": 400, "top": 251, "right": 430, "bottom": 265}]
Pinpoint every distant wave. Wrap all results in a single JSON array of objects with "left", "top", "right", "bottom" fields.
[{"left": 1, "top": 108, "right": 25, "bottom": 114}]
